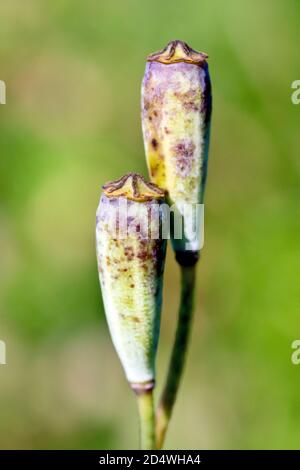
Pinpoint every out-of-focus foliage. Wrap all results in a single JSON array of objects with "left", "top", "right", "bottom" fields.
[{"left": 0, "top": 0, "right": 300, "bottom": 449}]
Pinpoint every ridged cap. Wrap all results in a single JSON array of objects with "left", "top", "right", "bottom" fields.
[
  {"left": 147, "top": 40, "right": 208, "bottom": 65},
  {"left": 102, "top": 173, "right": 165, "bottom": 202}
]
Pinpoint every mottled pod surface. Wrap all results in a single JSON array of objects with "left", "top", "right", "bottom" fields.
[
  {"left": 96, "top": 174, "right": 167, "bottom": 387},
  {"left": 141, "top": 40, "right": 212, "bottom": 255}
]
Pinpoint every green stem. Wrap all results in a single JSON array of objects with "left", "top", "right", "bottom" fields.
[
  {"left": 156, "top": 264, "right": 196, "bottom": 449},
  {"left": 137, "top": 390, "right": 155, "bottom": 450}
]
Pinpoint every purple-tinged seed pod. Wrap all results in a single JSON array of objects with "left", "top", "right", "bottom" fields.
[
  {"left": 96, "top": 173, "right": 167, "bottom": 392},
  {"left": 141, "top": 40, "right": 212, "bottom": 265}
]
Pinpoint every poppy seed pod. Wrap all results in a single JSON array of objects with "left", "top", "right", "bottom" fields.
[
  {"left": 96, "top": 173, "right": 167, "bottom": 392},
  {"left": 141, "top": 40, "right": 212, "bottom": 265}
]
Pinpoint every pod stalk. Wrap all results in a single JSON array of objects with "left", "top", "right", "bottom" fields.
[
  {"left": 137, "top": 390, "right": 156, "bottom": 450},
  {"left": 155, "top": 264, "right": 196, "bottom": 449}
]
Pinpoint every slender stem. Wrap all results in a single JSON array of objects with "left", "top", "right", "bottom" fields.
[
  {"left": 156, "top": 264, "right": 196, "bottom": 449},
  {"left": 137, "top": 390, "right": 156, "bottom": 450}
]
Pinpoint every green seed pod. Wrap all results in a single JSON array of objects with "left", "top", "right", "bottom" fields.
[
  {"left": 141, "top": 40, "right": 212, "bottom": 265},
  {"left": 96, "top": 173, "right": 166, "bottom": 392}
]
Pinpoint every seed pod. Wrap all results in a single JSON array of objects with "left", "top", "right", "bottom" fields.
[
  {"left": 96, "top": 173, "right": 166, "bottom": 391},
  {"left": 141, "top": 40, "right": 212, "bottom": 265}
]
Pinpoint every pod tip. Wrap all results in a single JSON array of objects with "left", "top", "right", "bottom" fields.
[
  {"left": 102, "top": 173, "right": 165, "bottom": 202},
  {"left": 147, "top": 40, "right": 208, "bottom": 65}
]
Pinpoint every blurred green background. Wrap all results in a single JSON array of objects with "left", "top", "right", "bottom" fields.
[{"left": 1, "top": 0, "right": 300, "bottom": 449}]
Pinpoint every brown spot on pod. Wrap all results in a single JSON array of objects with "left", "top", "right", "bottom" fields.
[
  {"left": 124, "top": 246, "right": 135, "bottom": 261},
  {"left": 151, "top": 138, "right": 158, "bottom": 149},
  {"left": 173, "top": 140, "right": 196, "bottom": 177},
  {"left": 183, "top": 101, "right": 200, "bottom": 112},
  {"left": 174, "top": 89, "right": 200, "bottom": 112},
  {"left": 137, "top": 250, "right": 149, "bottom": 261},
  {"left": 150, "top": 166, "right": 158, "bottom": 177}
]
